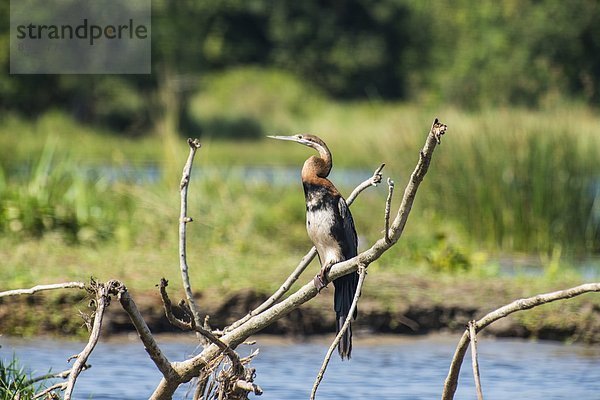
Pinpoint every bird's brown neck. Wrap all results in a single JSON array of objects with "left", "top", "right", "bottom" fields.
[{"left": 301, "top": 154, "right": 331, "bottom": 181}]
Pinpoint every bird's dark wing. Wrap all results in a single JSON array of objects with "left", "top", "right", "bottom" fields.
[{"left": 337, "top": 196, "right": 358, "bottom": 259}]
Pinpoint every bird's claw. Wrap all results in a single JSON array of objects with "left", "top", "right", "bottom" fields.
[{"left": 313, "top": 273, "right": 328, "bottom": 292}]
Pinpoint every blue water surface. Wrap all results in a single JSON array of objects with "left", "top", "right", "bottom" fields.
[{"left": 2, "top": 334, "right": 599, "bottom": 400}]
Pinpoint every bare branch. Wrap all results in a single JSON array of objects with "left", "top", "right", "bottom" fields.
[
  {"left": 0, "top": 282, "right": 85, "bottom": 298},
  {"left": 150, "top": 119, "right": 446, "bottom": 399},
  {"left": 225, "top": 247, "right": 318, "bottom": 333},
  {"left": 33, "top": 382, "right": 67, "bottom": 399},
  {"left": 234, "top": 379, "right": 263, "bottom": 395},
  {"left": 158, "top": 278, "right": 194, "bottom": 331},
  {"left": 387, "top": 118, "right": 446, "bottom": 243},
  {"left": 179, "top": 138, "right": 204, "bottom": 336},
  {"left": 225, "top": 163, "right": 385, "bottom": 332},
  {"left": 345, "top": 163, "right": 385, "bottom": 205},
  {"left": 25, "top": 365, "right": 90, "bottom": 387},
  {"left": 442, "top": 282, "right": 600, "bottom": 400},
  {"left": 64, "top": 280, "right": 116, "bottom": 400},
  {"left": 384, "top": 177, "right": 395, "bottom": 243},
  {"left": 117, "top": 282, "right": 178, "bottom": 381},
  {"left": 311, "top": 265, "right": 367, "bottom": 400},
  {"left": 468, "top": 321, "right": 484, "bottom": 400},
  {"left": 158, "top": 278, "right": 245, "bottom": 377}
]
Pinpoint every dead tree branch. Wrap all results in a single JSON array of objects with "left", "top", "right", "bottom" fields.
[
  {"left": 0, "top": 282, "right": 85, "bottom": 298},
  {"left": 158, "top": 278, "right": 245, "bottom": 378},
  {"left": 225, "top": 163, "right": 385, "bottom": 333},
  {"left": 384, "top": 177, "right": 395, "bottom": 243},
  {"left": 25, "top": 365, "right": 90, "bottom": 387},
  {"left": 33, "top": 382, "right": 68, "bottom": 399},
  {"left": 311, "top": 265, "right": 367, "bottom": 400},
  {"left": 117, "top": 282, "right": 178, "bottom": 382},
  {"left": 149, "top": 119, "right": 447, "bottom": 399},
  {"left": 442, "top": 282, "right": 600, "bottom": 400},
  {"left": 179, "top": 138, "right": 204, "bottom": 335},
  {"left": 64, "top": 280, "right": 118, "bottom": 400},
  {"left": 468, "top": 321, "right": 484, "bottom": 400}
]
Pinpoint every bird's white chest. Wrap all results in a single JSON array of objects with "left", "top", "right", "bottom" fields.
[{"left": 306, "top": 204, "right": 343, "bottom": 266}]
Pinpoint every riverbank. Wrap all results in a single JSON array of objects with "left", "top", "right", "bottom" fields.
[{"left": 2, "top": 272, "right": 599, "bottom": 343}]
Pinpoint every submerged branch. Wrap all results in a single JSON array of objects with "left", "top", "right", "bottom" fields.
[
  {"left": 442, "top": 282, "right": 600, "bottom": 400},
  {"left": 468, "top": 321, "right": 484, "bottom": 400}
]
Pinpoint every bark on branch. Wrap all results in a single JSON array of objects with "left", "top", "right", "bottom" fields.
[
  {"left": 0, "top": 282, "right": 85, "bottom": 298},
  {"left": 64, "top": 280, "right": 120, "bottom": 400},
  {"left": 118, "top": 282, "right": 178, "bottom": 382},
  {"left": 179, "top": 138, "right": 203, "bottom": 336}
]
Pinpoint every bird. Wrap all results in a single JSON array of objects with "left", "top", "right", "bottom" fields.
[{"left": 268, "top": 134, "right": 359, "bottom": 359}]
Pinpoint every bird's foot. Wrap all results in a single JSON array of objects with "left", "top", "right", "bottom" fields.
[{"left": 313, "top": 271, "right": 329, "bottom": 292}]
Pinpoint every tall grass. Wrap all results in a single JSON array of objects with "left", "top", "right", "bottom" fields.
[
  {"left": 0, "top": 355, "right": 38, "bottom": 400},
  {"left": 1, "top": 68, "right": 599, "bottom": 259},
  {"left": 421, "top": 108, "right": 600, "bottom": 254},
  {"left": 0, "top": 138, "right": 134, "bottom": 244}
]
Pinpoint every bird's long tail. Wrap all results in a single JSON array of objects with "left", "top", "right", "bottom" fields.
[{"left": 333, "top": 271, "right": 359, "bottom": 360}]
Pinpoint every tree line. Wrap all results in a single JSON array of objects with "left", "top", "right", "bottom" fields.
[{"left": 1, "top": 0, "right": 599, "bottom": 135}]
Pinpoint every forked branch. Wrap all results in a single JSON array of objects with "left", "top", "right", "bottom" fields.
[
  {"left": 158, "top": 278, "right": 245, "bottom": 377},
  {"left": 64, "top": 280, "right": 120, "bottom": 400},
  {"left": 179, "top": 138, "right": 203, "bottom": 334}
]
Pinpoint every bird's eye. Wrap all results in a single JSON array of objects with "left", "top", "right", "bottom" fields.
[{"left": 295, "top": 134, "right": 303, "bottom": 140}]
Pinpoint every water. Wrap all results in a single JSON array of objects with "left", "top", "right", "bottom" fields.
[{"left": 2, "top": 335, "right": 600, "bottom": 399}]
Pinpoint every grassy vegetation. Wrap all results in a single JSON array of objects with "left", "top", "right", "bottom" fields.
[
  {"left": 0, "top": 355, "right": 39, "bottom": 399},
  {"left": 0, "top": 68, "right": 599, "bottom": 302}
]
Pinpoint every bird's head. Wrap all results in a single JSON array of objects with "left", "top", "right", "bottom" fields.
[
  {"left": 268, "top": 134, "right": 332, "bottom": 178},
  {"left": 267, "top": 134, "right": 329, "bottom": 157}
]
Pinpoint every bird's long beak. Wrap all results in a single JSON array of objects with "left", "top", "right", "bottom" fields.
[
  {"left": 267, "top": 135, "right": 300, "bottom": 142},
  {"left": 267, "top": 135, "right": 314, "bottom": 147}
]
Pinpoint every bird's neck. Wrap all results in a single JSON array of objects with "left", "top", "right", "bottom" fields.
[
  {"left": 302, "top": 155, "right": 332, "bottom": 180},
  {"left": 301, "top": 155, "right": 341, "bottom": 207}
]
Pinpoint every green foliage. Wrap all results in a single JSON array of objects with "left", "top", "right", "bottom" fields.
[
  {"left": 189, "top": 67, "right": 326, "bottom": 136},
  {"left": 2, "top": 1, "right": 600, "bottom": 130},
  {"left": 418, "top": 0, "right": 600, "bottom": 107},
  {"left": 422, "top": 233, "right": 472, "bottom": 273},
  {"left": 0, "top": 356, "right": 37, "bottom": 400},
  {"left": 424, "top": 108, "right": 600, "bottom": 253}
]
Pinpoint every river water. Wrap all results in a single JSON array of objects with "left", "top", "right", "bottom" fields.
[{"left": 2, "top": 334, "right": 599, "bottom": 399}]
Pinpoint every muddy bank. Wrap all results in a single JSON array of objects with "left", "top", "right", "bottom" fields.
[{"left": 1, "top": 284, "right": 599, "bottom": 343}]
